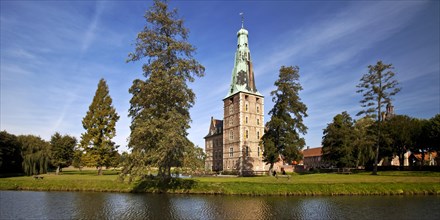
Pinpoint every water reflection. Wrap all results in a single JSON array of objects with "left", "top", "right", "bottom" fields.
[{"left": 1, "top": 191, "right": 439, "bottom": 219}]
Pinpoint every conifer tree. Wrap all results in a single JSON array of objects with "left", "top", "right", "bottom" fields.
[
  {"left": 261, "top": 66, "right": 307, "bottom": 173},
  {"left": 356, "top": 60, "right": 400, "bottom": 175},
  {"left": 80, "top": 78, "right": 119, "bottom": 175},
  {"left": 322, "top": 112, "right": 356, "bottom": 168},
  {"left": 124, "top": 0, "right": 204, "bottom": 180}
]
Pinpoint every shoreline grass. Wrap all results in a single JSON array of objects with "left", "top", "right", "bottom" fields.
[{"left": 1, "top": 170, "right": 439, "bottom": 196}]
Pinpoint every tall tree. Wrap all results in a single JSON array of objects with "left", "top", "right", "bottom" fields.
[
  {"left": 0, "top": 131, "right": 23, "bottom": 174},
  {"left": 18, "top": 135, "right": 50, "bottom": 176},
  {"left": 261, "top": 66, "right": 308, "bottom": 173},
  {"left": 322, "top": 112, "right": 356, "bottom": 168},
  {"left": 80, "top": 78, "right": 120, "bottom": 175},
  {"left": 50, "top": 132, "right": 77, "bottom": 175},
  {"left": 356, "top": 60, "right": 401, "bottom": 174},
  {"left": 123, "top": 0, "right": 204, "bottom": 180}
]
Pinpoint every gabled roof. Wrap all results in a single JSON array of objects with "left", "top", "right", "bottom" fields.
[
  {"left": 303, "top": 147, "right": 323, "bottom": 157},
  {"left": 204, "top": 117, "right": 223, "bottom": 138}
]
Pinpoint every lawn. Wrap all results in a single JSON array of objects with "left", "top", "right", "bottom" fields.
[{"left": 1, "top": 170, "right": 439, "bottom": 196}]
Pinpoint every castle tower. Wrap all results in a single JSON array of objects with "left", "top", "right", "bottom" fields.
[{"left": 223, "top": 20, "right": 265, "bottom": 174}]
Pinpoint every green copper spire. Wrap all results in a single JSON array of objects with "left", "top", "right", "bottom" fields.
[{"left": 225, "top": 19, "right": 261, "bottom": 98}]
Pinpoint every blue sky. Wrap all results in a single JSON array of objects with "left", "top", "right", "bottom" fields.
[{"left": 1, "top": 0, "right": 439, "bottom": 153}]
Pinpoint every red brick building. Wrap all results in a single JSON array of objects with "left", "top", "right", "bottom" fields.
[{"left": 302, "top": 147, "right": 324, "bottom": 169}]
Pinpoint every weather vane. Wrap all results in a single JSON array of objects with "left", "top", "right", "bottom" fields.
[{"left": 239, "top": 12, "right": 244, "bottom": 28}]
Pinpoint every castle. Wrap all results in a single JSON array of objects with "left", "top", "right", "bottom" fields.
[{"left": 204, "top": 21, "right": 267, "bottom": 175}]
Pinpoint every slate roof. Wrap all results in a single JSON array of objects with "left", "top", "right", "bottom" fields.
[{"left": 204, "top": 117, "right": 223, "bottom": 138}]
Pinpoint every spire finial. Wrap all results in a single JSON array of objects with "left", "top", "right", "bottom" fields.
[{"left": 239, "top": 12, "right": 244, "bottom": 28}]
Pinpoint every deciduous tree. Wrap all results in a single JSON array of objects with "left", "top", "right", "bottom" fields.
[
  {"left": 0, "top": 131, "right": 23, "bottom": 174},
  {"left": 356, "top": 60, "right": 401, "bottom": 174},
  {"left": 426, "top": 114, "right": 440, "bottom": 152},
  {"left": 80, "top": 78, "right": 120, "bottom": 175},
  {"left": 123, "top": 0, "right": 204, "bottom": 180},
  {"left": 50, "top": 132, "right": 76, "bottom": 175},
  {"left": 18, "top": 135, "right": 50, "bottom": 176},
  {"left": 261, "top": 66, "right": 307, "bottom": 173},
  {"left": 353, "top": 117, "right": 375, "bottom": 168},
  {"left": 182, "top": 145, "right": 205, "bottom": 174}
]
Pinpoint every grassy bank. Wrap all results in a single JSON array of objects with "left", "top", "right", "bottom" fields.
[
  {"left": 0, "top": 170, "right": 134, "bottom": 192},
  {"left": 1, "top": 170, "right": 439, "bottom": 196}
]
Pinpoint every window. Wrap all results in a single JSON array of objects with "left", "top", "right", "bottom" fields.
[
  {"left": 256, "top": 106, "right": 259, "bottom": 113},
  {"left": 229, "top": 130, "right": 234, "bottom": 140},
  {"left": 245, "top": 103, "right": 248, "bottom": 111},
  {"left": 229, "top": 117, "right": 233, "bottom": 126},
  {"left": 245, "top": 130, "right": 249, "bottom": 139},
  {"left": 258, "top": 147, "right": 260, "bottom": 157},
  {"left": 245, "top": 117, "right": 248, "bottom": 124},
  {"left": 257, "top": 131, "right": 260, "bottom": 139},
  {"left": 257, "top": 118, "right": 259, "bottom": 125},
  {"left": 229, "top": 147, "right": 233, "bottom": 157},
  {"left": 245, "top": 146, "right": 249, "bottom": 157}
]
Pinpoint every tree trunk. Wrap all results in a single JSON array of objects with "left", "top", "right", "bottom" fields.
[
  {"left": 269, "top": 163, "right": 274, "bottom": 176},
  {"left": 373, "top": 127, "right": 380, "bottom": 175},
  {"left": 373, "top": 93, "right": 382, "bottom": 176},
  {"left": 399, "top": 147, "right": 405, "bottom": 170},
  {"left": 56, "top": 166, "right": 60, "bottom": 175},
  {"left": 356, "top": 150, "right": 361, "bottom": 168},
  {"left": 97, "top": 166, "right": 103, "bottom": 175}
]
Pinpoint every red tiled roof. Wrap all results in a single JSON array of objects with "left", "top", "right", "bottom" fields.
[{"left": 303, "top": 147, "right": 322, "bottom": 157}]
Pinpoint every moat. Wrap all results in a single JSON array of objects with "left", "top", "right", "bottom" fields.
[{"left": 1, "top": 191, "right": 439, "bottom": 219}]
